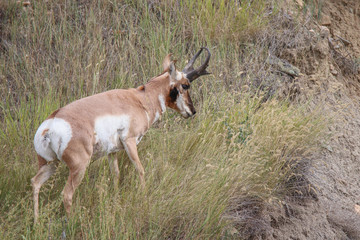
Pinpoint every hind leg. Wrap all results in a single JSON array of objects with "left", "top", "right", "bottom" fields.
[
  {"left": 31, "top": 155, "right": 58, "bottom": 223},
  {"left": 62, "top": 166, "right": 88, "bottom": 215},
  {"left": 61, "top": 151, "right": 91, "bottom": 215}
]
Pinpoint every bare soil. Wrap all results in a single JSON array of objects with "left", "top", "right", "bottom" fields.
[{"left": 242, "top": 0, "right": 360, "bottom": 239}]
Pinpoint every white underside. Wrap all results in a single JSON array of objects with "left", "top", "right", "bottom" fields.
[
  {"left": 34, "top": 118, "right": 72, "bottom": 161},
  {"left": 158, "top": 94, "right": 166, "bottom": 114},
  {"left": 94, "top": 115, "right": 130, "bottom": 154}
]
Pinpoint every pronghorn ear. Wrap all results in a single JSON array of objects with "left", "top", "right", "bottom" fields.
[
  {"left": 163, "top": 54, "right": 172, "bottom": 71},
  {"left": 168, "top": 61, "right": 177, "bottom": 80}
]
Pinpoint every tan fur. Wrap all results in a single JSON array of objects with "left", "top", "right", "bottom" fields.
[{"left": 31, "top": 56, "right": 199, "bottom": 223}]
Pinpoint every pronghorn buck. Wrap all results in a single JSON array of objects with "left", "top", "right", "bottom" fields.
[{"left": 32, "top": 47, "right": 211, "bottom": 222}]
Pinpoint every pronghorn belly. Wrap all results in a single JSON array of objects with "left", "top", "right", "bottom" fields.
[
  {"left": 94, "top": 115, "right": 130, "bottom": 154},
  {"left": 34, "top": 118, "right": 73, "bottom": 161}
]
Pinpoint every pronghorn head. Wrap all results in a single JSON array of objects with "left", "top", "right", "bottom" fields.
[{"left": 163, "top": 47, "right": 211, "bottom": 118}]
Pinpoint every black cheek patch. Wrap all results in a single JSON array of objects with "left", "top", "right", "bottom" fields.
[{"left": 170, "top": 88, "right": 178, "bottom": 102}]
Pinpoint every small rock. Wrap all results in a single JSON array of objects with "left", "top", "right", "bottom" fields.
[
  {"left": 266, "top": 55, "right": 300, "bottom": 77},
  {"left": 228, "top": 227, "right": 239, "bottom": 235},
  {"left": 355, "top": 204, "right": 360, "bottom": 214},
  {"left": 319, "top": 26, "right": 330, "bottom": 38},
  {"left": 320, "top": 14, "right": 331, "bottom": 26},
  {"left": 324, "top": 145, "right": 334, "bottom": 152}
]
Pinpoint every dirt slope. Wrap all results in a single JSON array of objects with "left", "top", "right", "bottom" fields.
[
  {"left": 249, "top": 1, "right": 360, "bottom": 239},
  {"left": 305, "top": 1, "right": 360, "bottom": 238}
]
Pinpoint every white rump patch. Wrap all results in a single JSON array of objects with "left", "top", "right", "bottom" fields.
[
  {"left": 94, "top": 115, "right": 130, "bottom": 153},
  {"left": 158, "top": 94, "right": 166, "bottom": 113},
  {"left": 34, "top": 118, "right": 72, "bottom": 161}
]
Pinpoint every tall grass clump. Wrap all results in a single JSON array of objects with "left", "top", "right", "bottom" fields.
[
  {"left": 0, "top": 0, "right": 327, "bottom": 239},
  {"left": 0, "top": 91, "right": 326, "bottom": 239},
  {"left": 1, "top": 0, "right": 271, "bottom": 102}
]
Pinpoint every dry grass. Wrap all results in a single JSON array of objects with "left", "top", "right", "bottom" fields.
[{"left": 0, "top": 0, "right": 327, "bottom": 239}]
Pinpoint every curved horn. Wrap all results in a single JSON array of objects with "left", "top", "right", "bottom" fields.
[{"left": 183, "top": 47, "right": 211, "bottom": 82}]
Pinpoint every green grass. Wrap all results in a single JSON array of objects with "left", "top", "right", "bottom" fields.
[
  {"left": 0, "top": 0, "right": 326, "bottom": 239},
  {"left": 303, "top": 0, "right": 324, "bottom": 20}
]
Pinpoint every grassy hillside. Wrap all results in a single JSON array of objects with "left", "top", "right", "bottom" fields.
[{"left": 0, "top": 0, "right": 326, "bottom": 239}]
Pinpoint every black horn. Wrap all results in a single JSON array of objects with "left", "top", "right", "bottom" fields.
[{"left": 183, "top": 47, "right": 211, "bottom": 82}]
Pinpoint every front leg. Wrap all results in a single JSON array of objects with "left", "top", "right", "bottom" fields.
[
  {"left": 108, "top": 154, "right": 120, "bottom": 187},
  {"left": 122, "top": 137, "right": 145, "bottom": 187}
]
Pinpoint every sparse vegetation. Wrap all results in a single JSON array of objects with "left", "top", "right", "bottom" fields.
[
  {"left": 303, "top": 0, "right": 324, "bottom": 20},
  {"left": 0, "top": 0, "right": 326, "bottom": 239}
]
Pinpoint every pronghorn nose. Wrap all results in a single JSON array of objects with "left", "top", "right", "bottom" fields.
[{"left": 192, "top": 109, "right": 196, "bottom": 115}]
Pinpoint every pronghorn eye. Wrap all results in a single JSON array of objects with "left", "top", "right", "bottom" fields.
[{"left": 181, "top": 84, "right": 190, "bottom": 90}]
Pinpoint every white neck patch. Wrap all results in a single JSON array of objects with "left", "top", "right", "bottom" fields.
[
  {"left": 153, "top": 111, "right": 160, "bottom": 124},
  {"left": 145, "top": 110, "right": 150, "bottom": 125},
  {"left": 158, "top": 94, "right": 166, "bottom": 113}
]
